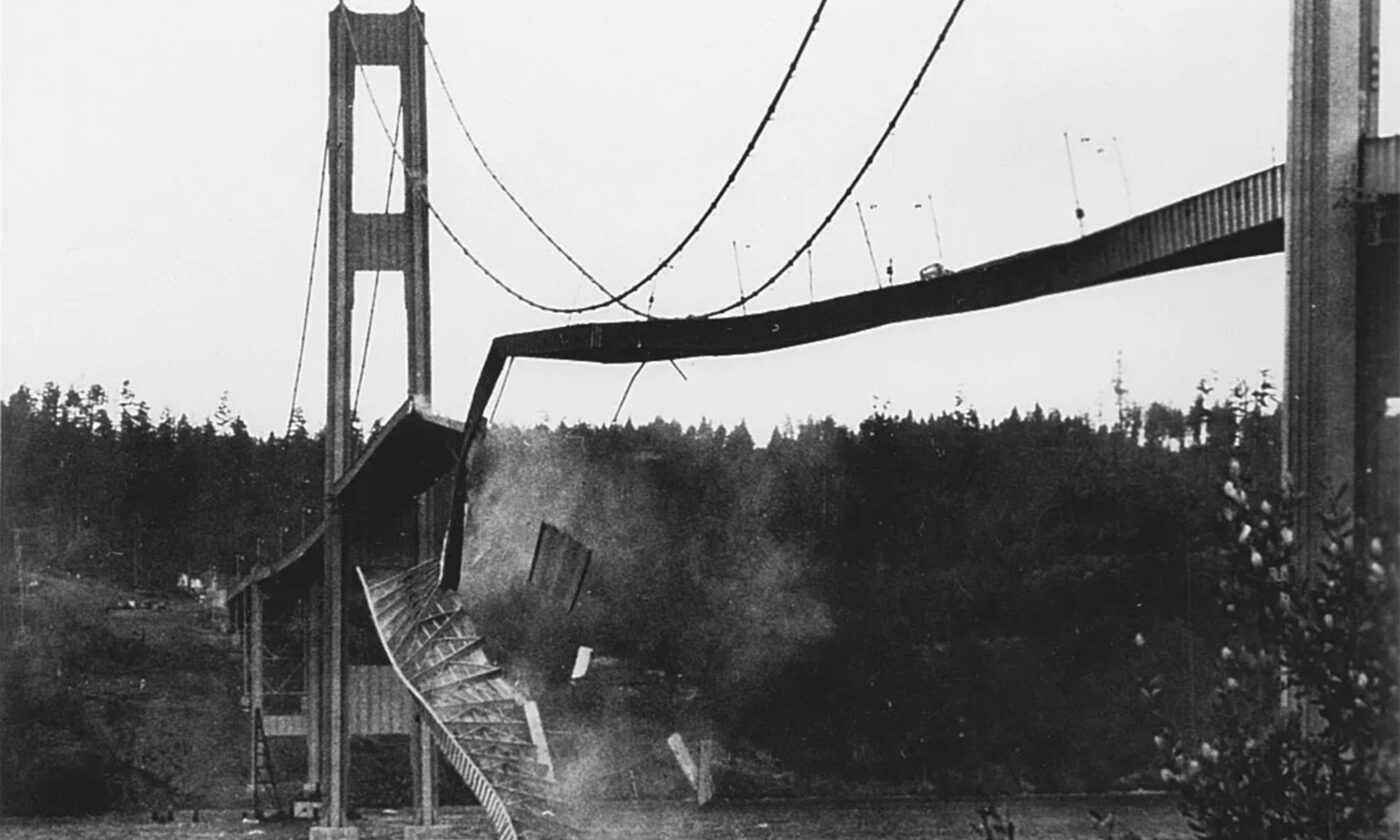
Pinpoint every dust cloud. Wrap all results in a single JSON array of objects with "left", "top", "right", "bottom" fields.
[{"left": 452, "top": 423, "right": 835, "bottom": 789}]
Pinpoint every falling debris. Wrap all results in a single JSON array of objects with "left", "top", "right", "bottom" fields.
[
  {"left": 667, "top": 733, "right": 699, "bottom": 788},
  {"left": 570, "top": 646, "right": 593, "bottom": 680},
  {"left": 528, "top": 522, "right": 593, "bottom": 611},
  {"left": 666, "top": 733, "right": 716, "bottom": 806},
  {"left": 523, "top": 700, "right": 555, "bottom": 779},
  {"left": 697, "top": 738, "right": 715, "bottom": 806}
]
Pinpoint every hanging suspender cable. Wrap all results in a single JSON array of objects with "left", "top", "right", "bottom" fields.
[
  {"left": 806, "top": 247, "right": 815, "bottom": 302},
  {"left": 487, "top": 356, "right": 514, "bottom": 426},
  {"left": 611, "top": 363, "right": 648, "bottom": 424},
  {"left": 419, "top": 24, "right": 625, "bottom": 311},
  {"left": 855, "top": 201, "right": 882, "bottom": 288},
  {"left": 731, "top": 241, "right": 748, "bottom": 315},
  {"left": 1062, "top": 130, "right": 1087, "bottom": 237},
  {"left": 285, "top": 128, "right": 331, "bottom": 439},
  {"left": 926, "top": 192, "right": 946, "bottom": 263}
]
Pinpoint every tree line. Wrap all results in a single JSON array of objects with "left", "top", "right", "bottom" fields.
[
  {"left": 1, "top": 382, "right": 325, "bottom": 589},
  {"left": 460, "top": 378, "right": 1280, "bottom": 795},
  {"left": 1, "top": 376, "right": 1280, "bottom": 795}
]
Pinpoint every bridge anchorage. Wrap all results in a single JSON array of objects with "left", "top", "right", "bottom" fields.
[{"left": 225, "top": 2, "right": 1397, "bottom": 839}]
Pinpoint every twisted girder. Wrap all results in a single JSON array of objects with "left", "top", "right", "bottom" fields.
[{"left": 358, "top": 562, "right": 578, "bottom": 840}]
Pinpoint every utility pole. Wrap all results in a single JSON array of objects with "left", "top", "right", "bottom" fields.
[
  {"left": 249, "top": 580, "right": 265, "bottom": 799},
  {"left": 14, "top": 529, "right": 24, "bottom": 636},
  {"left": 133, "top": 514, "right": 142, "bottom": 590},
  {"left": 1062, "top": 131, "right": 1086, "bottom": 237}
]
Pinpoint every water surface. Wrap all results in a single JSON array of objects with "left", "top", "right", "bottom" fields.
[{"left": 0, "top": 795, "right": 1191, "bottom": 840}]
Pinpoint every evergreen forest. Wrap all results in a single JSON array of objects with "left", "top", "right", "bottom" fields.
[{"left": 1, "top": 376, "right": 1281, "bottom": 797}]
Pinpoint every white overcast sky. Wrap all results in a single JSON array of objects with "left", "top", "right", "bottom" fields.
[{"left": 3, "top": 1, "right": 1397, "bottom": 437}]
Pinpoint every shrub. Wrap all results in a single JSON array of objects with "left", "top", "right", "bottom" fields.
[{"left": 1151, "top": 461, "right": 1398, "bottom": 838}]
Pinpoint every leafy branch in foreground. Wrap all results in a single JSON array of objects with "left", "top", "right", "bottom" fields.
[{"left": 1149, "top": 459, "right": 1398, "bottom": 839}]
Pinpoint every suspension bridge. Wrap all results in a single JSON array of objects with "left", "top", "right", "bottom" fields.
[{"left": 224, "top": 2, "right": 1397, "bottom": 839}]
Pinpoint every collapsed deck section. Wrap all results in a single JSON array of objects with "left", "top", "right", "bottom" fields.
[{"left": 359, "top": 561, "right": 578, "bottom": 840}]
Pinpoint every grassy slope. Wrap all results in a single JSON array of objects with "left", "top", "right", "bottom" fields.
[{"left": 0, "top": 568, "right": 247, "bottom": 814}]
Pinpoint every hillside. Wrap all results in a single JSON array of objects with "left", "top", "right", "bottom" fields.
[
  {"left": 2, "top": 378, "right": 1283, "bottom": 800},
  {"left": 0, "top": 568, "right": 247, "bottom": 815}
]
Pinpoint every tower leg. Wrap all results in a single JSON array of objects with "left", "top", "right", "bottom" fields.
[
  {"left": 305, "top": 584, "right": 322, "bottom": 796},
  {"left": 1356, "top": 193, "right": 1400, "bottom": 538},
  {"left": 1283, "top": 0, "right": 1365, "bottom": 561},
  {"left": 408, "top": 712, "right": 439, "bottom": 833},
  {"left": 249, "top": 583, "right": 264, "bottom": 802},
  {"left": 314, "top": 7, "right": 431, "bottom": 837}
]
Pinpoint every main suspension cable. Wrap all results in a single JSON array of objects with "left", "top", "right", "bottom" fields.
[
  {"left": 577, "top": 0, "right": 831, "bottom": 313},
  {"left": 405, "top": 1, "right": 828, "bottom": 316},
  {"left": 344, "top": 0, "right": 968, "bottom": 322},
  {"left": 418, "top": 21, "right": 628, "bottom": 311},
  {"left": 693, "top": 0, "right": 970, "bottom": 318},
  {"left": 342, "top": 13, "right": 611, "bottom": 316}
]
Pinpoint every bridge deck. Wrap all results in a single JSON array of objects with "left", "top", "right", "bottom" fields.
[
  {"left": 439, "top": 163, "right": 1292, "bottom": 590},
  {"left": 489, "top": 164, "right": 1283, "bottom": 367}
]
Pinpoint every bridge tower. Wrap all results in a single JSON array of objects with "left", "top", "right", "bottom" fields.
[
  {"left": 1284, "top": 0, "right": 1397, "bottom": 560},
  {"left": 319, "top": 2, "right": 433, "bottom": 835}
]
